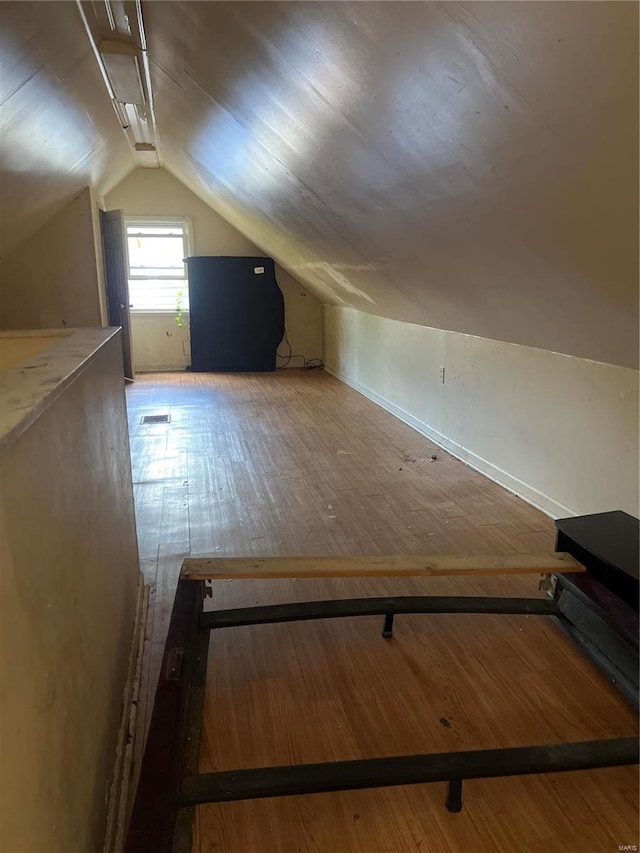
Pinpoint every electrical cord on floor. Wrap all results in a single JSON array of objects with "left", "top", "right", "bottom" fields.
[{"left": 276, "top": 328, "right": 324, "bottom": 371}]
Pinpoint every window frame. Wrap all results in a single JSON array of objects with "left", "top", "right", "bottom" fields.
[{"left": 125, "top": 216, "right": 193, "bottom": 314}]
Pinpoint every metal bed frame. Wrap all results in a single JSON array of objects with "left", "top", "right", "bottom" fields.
[{"left": 124, "top": 561, "right": 639, "bottom": 853}]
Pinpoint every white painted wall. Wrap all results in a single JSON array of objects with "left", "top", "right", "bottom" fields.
[
  {"left": 324, "top": 306, "right": 639, "bottom": 519},
  {"left": 130, "top": 313, "right": 191, "bottom": 372},
  {"left": 105, "top": 169, "right": 322, "bottom": 372},
  {"left": 0, "top": 330, "right": 141, "bottom": 852},
  {"left": 0, "top": 187, "right": 104, "bottom": 330}
]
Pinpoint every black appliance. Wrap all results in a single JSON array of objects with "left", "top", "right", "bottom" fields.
[{"left": 186, "top": 256, "right": 284, "bottom": 372}]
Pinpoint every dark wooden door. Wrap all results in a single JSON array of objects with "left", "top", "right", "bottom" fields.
[{"left": 101, "top": 208, "right": 134, "bottom": 381}]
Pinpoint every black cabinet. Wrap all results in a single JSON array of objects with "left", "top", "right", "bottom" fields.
[
  {"left": 553, "top": 511, "right": 639, "bottom": 708},
  {"left": 187, "top": 256, "right": 284, "bottom": 372}
]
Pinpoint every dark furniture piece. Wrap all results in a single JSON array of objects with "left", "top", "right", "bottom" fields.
[
  {"left": 187, "top": 256, "right": 284, "bottom": 372},
  {"left": 553, "top": 510, "right": 639, "bottom": 709}
]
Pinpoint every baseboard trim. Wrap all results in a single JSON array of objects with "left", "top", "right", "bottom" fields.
[
  {"left": 324, "top": 363, "right": 576, "bottom": 520},
  {"left": 135, "top": 365, "right": 189, "bottom": 373}
]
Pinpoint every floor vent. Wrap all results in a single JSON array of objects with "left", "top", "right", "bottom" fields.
[{"left": 141, "top": 414, "right": 171, "bottom": 425}]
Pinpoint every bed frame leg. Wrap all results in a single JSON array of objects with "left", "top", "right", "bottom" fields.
[
  {"left": 382, "top": 613, "right": 394, "bottom": 638},
  {"left": 446, "top": 778, "right": 463, "bottom": 813}
]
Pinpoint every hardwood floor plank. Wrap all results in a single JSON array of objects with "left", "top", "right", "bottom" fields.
[
  {"left": 124, "top": 371, "right": 637, "bottom": 853},
  {"left": 197, "top": 575, "right": 637, "bottom": 853}
]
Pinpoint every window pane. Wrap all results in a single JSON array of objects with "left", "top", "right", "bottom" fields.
[
  {"left": 125, "top": 219, "right": 190, "bottom": 311},
  {"left": 127, "top": 234, "right": 185, "bottom": 277},
  {"left": 129, "top": 267, "right": 188, "bottom": 279},
  {"left": 128, "top": 279, "right": 189, "bottom": 312}
]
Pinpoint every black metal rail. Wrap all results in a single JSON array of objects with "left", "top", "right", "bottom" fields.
[
  {"left": 180, "top": 737, "right": 639, "bottom": 807},
  {"left": 201, "top": 595, "right": 559, "bottom": 630},
  {"left": 124, "top": 577, "right": 639, "bottom": 853}
]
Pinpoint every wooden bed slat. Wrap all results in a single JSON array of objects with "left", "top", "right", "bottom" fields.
[{"left": 181, "top": 552, "right": 583, "bottom": 580}]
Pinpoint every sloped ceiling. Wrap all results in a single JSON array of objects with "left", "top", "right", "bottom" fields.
[
  {"left": 144, "top": 1, "right": 638, "bottom": 368},
  {"left": 1, "top": 2, "right": 637, "bottom": 367},
  {"left": 0, "top": 1, "right": 134, "bottom": 258}
]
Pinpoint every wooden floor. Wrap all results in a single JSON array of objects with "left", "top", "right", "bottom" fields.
[{"left": 126, "top": 370, "right": 638, "bottom": 853}]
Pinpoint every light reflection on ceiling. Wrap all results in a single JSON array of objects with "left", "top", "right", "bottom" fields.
[
  {"left": 0, "top": 1, "right": 637, "bottom": 367},
  {"left": 0, "top": 1, "right": 134, "bottom": 257}
]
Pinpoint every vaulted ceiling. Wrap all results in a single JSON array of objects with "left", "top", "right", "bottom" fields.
[
  {"left": 0, "top": 1, "right": 134, "bottom": 255},
  {"left": 1, "top": 2, "right": 638, "bottom": 366}
]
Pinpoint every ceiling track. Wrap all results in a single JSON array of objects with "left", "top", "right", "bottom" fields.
[{"left": 76, "top": 0, "right": 160, "bottom": 167}]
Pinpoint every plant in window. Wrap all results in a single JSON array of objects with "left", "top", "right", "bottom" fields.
[{"left": 175, "top": 290, "right": 186, "bottom": 328}]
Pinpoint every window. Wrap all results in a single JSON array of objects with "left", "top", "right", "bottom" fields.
[{"left": 126, "top": 219, "right": 190, "bottom": 312}]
